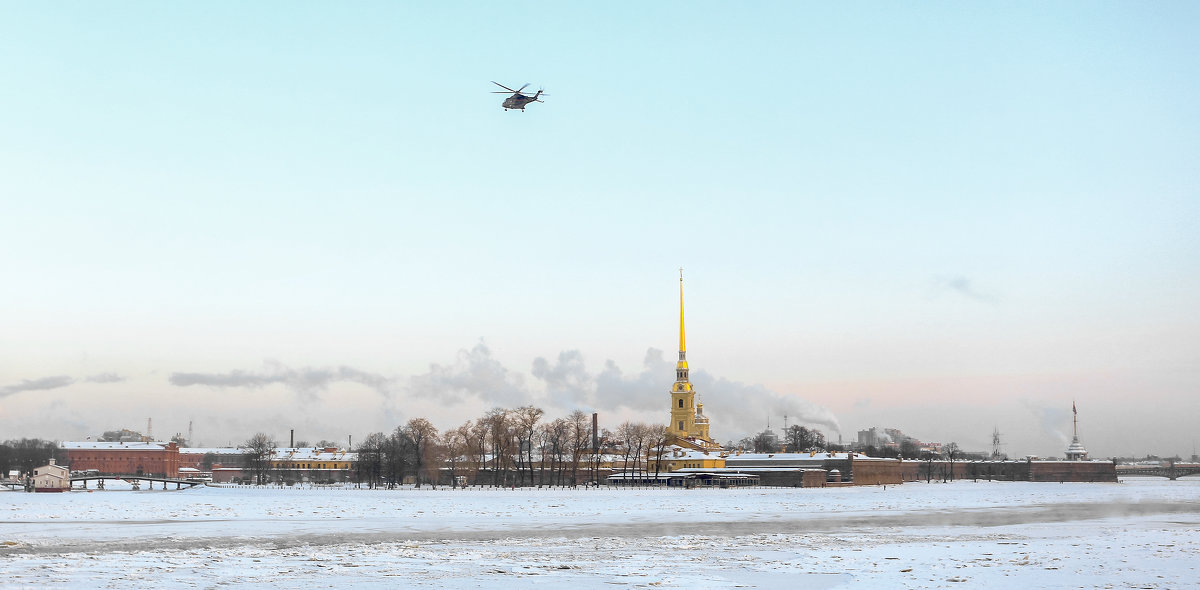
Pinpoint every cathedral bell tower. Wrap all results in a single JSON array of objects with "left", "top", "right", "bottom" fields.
[{"left": 668, "top": 270, "right": 696, "bottom": 439}]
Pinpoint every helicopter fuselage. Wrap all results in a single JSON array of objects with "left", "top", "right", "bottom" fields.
[{"left": 502, "top": 92, "right": 540, "bottom": 110}]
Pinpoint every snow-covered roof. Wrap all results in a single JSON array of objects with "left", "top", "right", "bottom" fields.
[
  {"left": 474, "top": 452, "right": 628, "bottom": 464},
  {"left": 662, "top": 447, "right": 728, "bottom": 461},
  {"left": 607, "top": 472, "right": 679, "bottom": 480},
  {"left": 61, "top": 441, "right": 172, "bottom": 451},
  {"left": 674, "top": 467, "right": 822, "bottom": 473},
  {"left": 270, "top": 447, "right": 356, "bottom": 461},
  {"left": 179, "top": 447, "right": 248, "bottom": 456},
  {"left": 727, "top": 452, "right": 872, "bottom": 462},
  {"left": 1065, "top": 436, "right": 1088, "bottom": 457},
  {"left": 177, "top": 447, "right": 356, "bottom": 459},
  {"left": 611, "top": 469, "right": 760, "bottom": 480}
]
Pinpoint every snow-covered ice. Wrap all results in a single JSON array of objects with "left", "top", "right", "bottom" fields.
[{"left": 2, "top": 478, "right": 1198, "bottom": 588}]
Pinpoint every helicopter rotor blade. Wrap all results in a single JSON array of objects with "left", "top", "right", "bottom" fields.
[
  {"left": 516, "top": 83, "right": 531, "bottom": 93},
  {"left": 490, "top": 81, "right": 517, "bottom": 93}
]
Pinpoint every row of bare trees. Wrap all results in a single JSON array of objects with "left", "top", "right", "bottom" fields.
[
  {"left": 355, "top": 418, "right": 440, "bottom": 489},
  {"left": 350, "top": 408, "right": 668, "bottom": 488},
  {"left": 613, "top": 421, "right": 669, "bottom": 481},
  {"left": 0, "top": 439, "right": 65, "bottom": 477}
]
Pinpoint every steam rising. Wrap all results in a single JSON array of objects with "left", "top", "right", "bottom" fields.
[
  {"left": 166, "top": 342, "right": 840, "bottom": 439},
  {"left": 409, "top": 342, "right": 528, "bottom": 406},
  {"left": 170, "top": 361, "right": 399, "bottom": 401},
  {"left": 0, "top": 375, "right": 76, "bottom": 398}
]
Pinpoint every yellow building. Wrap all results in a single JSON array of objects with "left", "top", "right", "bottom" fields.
[
  {"left": 268, "top": 447, "right": 356, "bottom": 482},
  {"left": 654, "top": 447, "right": 727, "bottom": 472},
  {"left": 665, "top": 272, "right": 724, "bottom": 458}
]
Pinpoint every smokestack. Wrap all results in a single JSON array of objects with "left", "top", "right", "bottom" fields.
[
  {"left": 592, "top": 413, "right": 599, "bottom": 452},
  {"left": 348, "top": 435, "right": 352, "bottom": 450},
  {"left": 290, "top": 429, "right": 294, "bottom": 448}
]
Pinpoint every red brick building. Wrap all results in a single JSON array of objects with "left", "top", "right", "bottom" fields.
[{"left": 62, "top": 441, "right": 181, "bottom": 478}]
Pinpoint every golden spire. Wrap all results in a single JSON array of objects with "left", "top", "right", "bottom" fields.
[
  {"left": 674, "top": 268, "right": 690, "bottom": 390},
  {"left": 679, "top": 267, "right": 686, "bottom": 354}
]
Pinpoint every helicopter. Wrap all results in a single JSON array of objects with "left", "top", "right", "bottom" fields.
[{"left": 491, "top": 81, "right": 546, "bottom": 111}]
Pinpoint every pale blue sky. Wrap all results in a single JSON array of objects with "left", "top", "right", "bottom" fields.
[{"left": 2, "top": 3, "right": 1197, "bottom": 456}]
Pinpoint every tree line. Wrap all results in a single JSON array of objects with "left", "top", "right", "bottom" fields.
[
  {"left": 243, "top": 407, "right": 671, "bottom": 488},
  {"left": 730, "top": 425, "right": 831, "bottom": 454},
  {"left": 0, "top": 439, "right": 65, "bottom": 477}
]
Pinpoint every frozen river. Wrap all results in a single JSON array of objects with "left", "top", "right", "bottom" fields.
[{"left": 2, "top": 478, "right": 1198, "bottom": 588}]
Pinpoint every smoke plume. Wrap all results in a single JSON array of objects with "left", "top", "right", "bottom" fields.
[{"left": 0, "top": 375, "right": 76, "bottom": 398}]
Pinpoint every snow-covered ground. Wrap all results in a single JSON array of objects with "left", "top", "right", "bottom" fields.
[{"left": 2, "top": 478, "right": 1198, "bottom": 588}]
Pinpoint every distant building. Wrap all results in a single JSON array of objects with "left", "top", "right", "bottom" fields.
[
  {"left": 653, "top": 447, "right": 727, "bottom": 472},
  {"left": 857, "top": 427, "right": 886, "bottom": 448},
  {"left": 32, "top": 458, "right": 70, "bottom": 492},
  {"left": 269, "top": 447, "right": 356, "bottom": 483},
  {"left": 99, "top": 428, "right": 148, "bottom": 443},
  {"left": 178, "top": 447, "right": 248, "bottom": 482},
  {"left": 62, "top": 441, "right": 181, "bottom": 478},
  {"left": 722, "top": 451, "right": 904, "bottom": 486}
]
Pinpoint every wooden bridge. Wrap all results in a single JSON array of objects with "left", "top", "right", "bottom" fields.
[
  {"left": 1116, "top": 462, "right": 1200, "bottom": 480},
  {"left": 2, "top": 474, "right": 204, "bottom": 491},
  {"left": 70, "top": 474, "right": 205, "bottom": 490}
]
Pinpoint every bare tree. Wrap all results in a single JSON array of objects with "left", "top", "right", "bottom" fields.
[
  {"left": 783, "top": 425, "right": 826, "bottom": 452},
  {"left": 943, "top": 442, "right": 960, "bottom": 482},
  {"left": 441, "top": 423, "right": 470, "bottom": 488},
  {"left": 616, "top": 421, "right": 637, "bottom": 480},
  {"left": 512, "top": 406, "right": 544, "bottom": 487},
  {"left": 649, "top": 425, "right": 669, "bottom": 478},
  {"left": 481, "top": 408, "right": 513, "bottom": 487},
  {"left": 922, "top": 449, "right": 936, "bottom": 483},
  {"left": 356, "top": 432, "right": 387, "bottom": 489},
  {"left": 384, "top": 425, "right": 415, "bottom": 488},
  {"left": 405, "top": 418, "right": 439, "bottom": 488},
  {"left": 542, "top": 418, "right": 570, "bottom": 486},
  {"left": 243, "top": 433, "right": 275, "bottom": 485},
  {"left": 534, "top": 422, "right": 552, "bottom": 486},
  {"left": 630, "top": 424, "right": 652, "bottom": 485},
  {"left": 567, "top": 410, "right": 591, "bottom": 486},
  {"left": 467, "top": 418, "right": 490, "bottom": 486}
]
